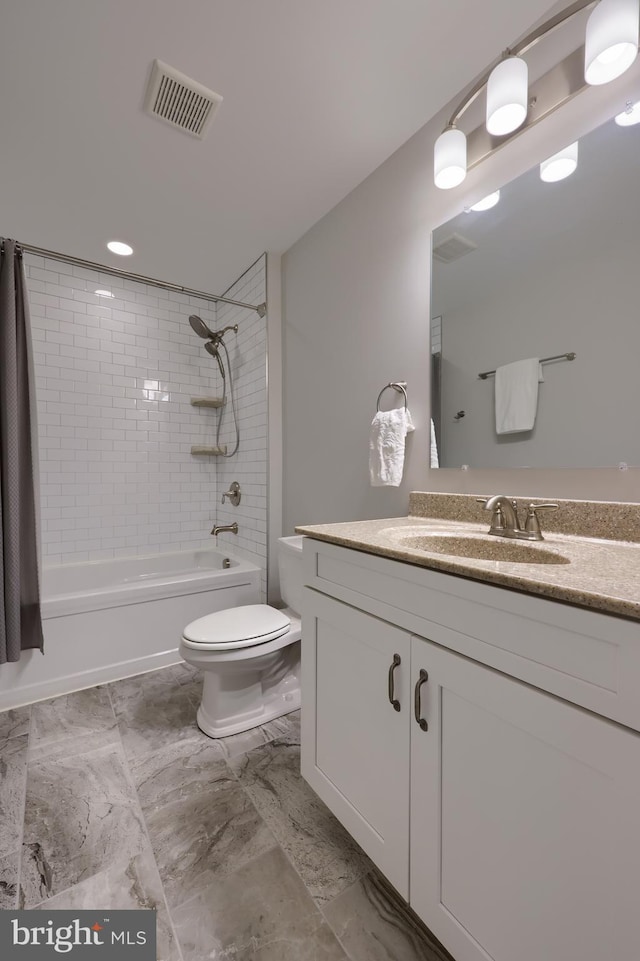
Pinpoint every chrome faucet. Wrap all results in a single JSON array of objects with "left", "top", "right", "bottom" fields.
[
  {"left": 478, "top": 495, "right": 558, "bottom": 541},
  {"left": 211, "top": 522, "right": 238, "bottom": 537}
]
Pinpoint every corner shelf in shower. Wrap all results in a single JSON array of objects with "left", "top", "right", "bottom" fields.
[
  {"left": 191, "top": 445, "right": 228, "bottom": 456},
  {"left": 190, "top": 397, "right": 225, "bottom": 408}
]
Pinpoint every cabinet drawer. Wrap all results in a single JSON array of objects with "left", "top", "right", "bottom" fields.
[{"left": 304, "top": 538, "right": 640, "bottom": 732}]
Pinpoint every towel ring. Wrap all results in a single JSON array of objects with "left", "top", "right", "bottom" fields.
[{"left": 376, "top": 382, "right": 408, "bottom": 412}]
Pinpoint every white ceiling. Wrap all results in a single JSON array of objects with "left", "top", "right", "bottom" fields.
[{"left": 0, "top": 0, "right": 556, "bottom": 294}]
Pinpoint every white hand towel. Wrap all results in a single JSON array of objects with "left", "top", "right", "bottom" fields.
[
  {"left": 369, "top": 408, "right": 415, "bottom": 487},
  {"left": 430, "top": 418, "right": 439, "bottom": 468},
  {"left": 495, "top": 358, "right": 543, "bottom": 434}
]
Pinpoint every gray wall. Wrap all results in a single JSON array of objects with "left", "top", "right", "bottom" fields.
[
  {"left": 282, "top": 137, "right": 432, "bottom": 529},
  {"left": 440, "top": 243, "right": 640, "bottom": 469},
  {"left": 282, "top": 61, "right": 640, "bottom": 532}
]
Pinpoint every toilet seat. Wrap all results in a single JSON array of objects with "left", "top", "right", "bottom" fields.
[{"left": 182, "top": 604, "right": 291, "bottom": 652}]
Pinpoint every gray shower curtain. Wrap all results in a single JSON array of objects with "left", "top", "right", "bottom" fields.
[{"left": 0, "top": 238, "right": 44, "bottom": 662}]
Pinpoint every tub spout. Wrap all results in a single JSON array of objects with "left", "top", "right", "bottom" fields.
[{"left": 211, "top": 522, "right": 238, "bottom": 536}]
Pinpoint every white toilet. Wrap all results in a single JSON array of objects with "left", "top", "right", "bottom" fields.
[{"left": 179, "top": 535, "right": 303, "bottom": 738}]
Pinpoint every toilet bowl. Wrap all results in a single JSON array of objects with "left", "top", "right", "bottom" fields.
[{"left": 180, "top": 535, "right": 303, "bottom": 738}]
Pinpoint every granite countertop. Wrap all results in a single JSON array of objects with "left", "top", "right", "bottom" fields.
[{"left": 296, "top": 494, "right": 640, "bottom": 621}]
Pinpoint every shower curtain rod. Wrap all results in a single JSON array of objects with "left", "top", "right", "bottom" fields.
[{"left": 10, "top": 241, "right": 267, "bottom": 317}]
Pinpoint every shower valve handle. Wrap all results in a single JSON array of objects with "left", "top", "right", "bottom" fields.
[{"left": 221, "top": 481, "right": 241, "bottom": 507}]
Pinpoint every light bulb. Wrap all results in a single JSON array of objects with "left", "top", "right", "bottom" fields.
[
  {"left": 540, "top": 142, "right": 578, "bottom": 182},
  {"left": 468, "top": 191, "right": 501, "bottom": 212},
  {"left": 585, "top": 0, "right": 639, "bottom": 85},
  {"left": 486, "top": 57, "right": 528, "bottom": 135},
  {"left": 434, "top": 128, "right": 467, "bottom": 189}
]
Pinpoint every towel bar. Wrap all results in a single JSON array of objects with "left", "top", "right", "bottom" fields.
[
  {"left": 478, "top": 352, "right": 576, "bottom": 380},
  {"left": 376, "top": 382, "right": 408, "bottom": 412}
]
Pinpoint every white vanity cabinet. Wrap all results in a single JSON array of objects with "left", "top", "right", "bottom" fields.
[
  {"left": 302, "top": 589, "right": 412, "bottom": 896},
  {"left": 301, "top": 538, "right": 640, "bottom": 961},
  {"left": 410, "top": 637, "right": 640, "bottom": 961}
]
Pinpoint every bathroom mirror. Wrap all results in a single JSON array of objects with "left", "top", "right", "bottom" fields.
[{"left": 430, "top": 111, "right": 640, "bottom": 469}]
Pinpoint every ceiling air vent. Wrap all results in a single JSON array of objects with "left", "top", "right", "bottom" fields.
[
  {"left": 432, "top": 233, "right": 478, "bottom": 263},
  {"left": 144, "top": 60, "right": 223, "bottom": 139}
]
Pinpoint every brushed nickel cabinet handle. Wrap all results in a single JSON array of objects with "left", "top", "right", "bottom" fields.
[
  {"left": 388, "top": 654, "right": 401, "bottom": 712},
  {"left": 414, "top": 669, "right": 429, "bottom": 731}
]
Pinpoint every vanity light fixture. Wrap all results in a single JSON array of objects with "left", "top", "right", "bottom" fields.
[
  {"left": 434, "top": 0, "right": 640, "bottom": 189},
  {"left": 486, "top": 57, "right": 528, "bottom": 135},
  {"left": 107, "top": 240, "right": 133, "bottom": 256},
  {"left": 615, "top": 98, "right": 640, "bottom": 122},
  {"left": 434, "top": 127, "right": 467, "bottom": 189},
  {"left": 468, "top": 190, "right": 501, "bottom": 212},
  {"left": 585, "top": 0, "right": 639, "bottom": 84},
  {"left": 540, "top": 141, "right": 579, "bottom": 181}
]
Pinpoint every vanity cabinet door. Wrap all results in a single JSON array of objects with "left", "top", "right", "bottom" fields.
[
  {"left": 301, "top": 588, "right": 411, "bottom": 896},
  {"left": 409, "top": 636, "right": 640, "bottom": 961}
]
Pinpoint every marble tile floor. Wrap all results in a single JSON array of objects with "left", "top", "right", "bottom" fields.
[{"left": 0, "top": 664, "right": 453, "bottom": 961}]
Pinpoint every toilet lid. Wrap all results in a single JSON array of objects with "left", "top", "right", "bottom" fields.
[{"left": 183, "top": 604, "right": 291, "bottom": 649}]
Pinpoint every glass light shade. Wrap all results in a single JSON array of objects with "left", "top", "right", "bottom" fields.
[
  {"left": 585, "top": 0, "right": 639, "bottom": 85},
  {"left": 540, "top": 141, "right": 579, "bottom": 182},
  {"left": 469, "top": 190, "right": 500, "bottom": 212},
  {"left": 94, "top": 289, "right": 115, "bottom": 298},
  {"left": 615, "top": 99, "right": 640, "bottom": 124},
  {"left": 486, "top": 57, "right": 528, "bottom": 136},
  {"left": 434, "top": 128, "right": 467, "bottom": 189},
  {"left": 107, "top": 240, "right": 133, "bottom": 256}
]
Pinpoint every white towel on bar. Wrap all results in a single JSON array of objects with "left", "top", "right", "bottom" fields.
[
  {"left": 369, "top": 408, "right": 415, "bottom": 486},
  {"left": 430, "top": 418, "right": 439, "bottom": 468},
  {"left": 495, "top": 358, "right": 543, "bottom": 434}
]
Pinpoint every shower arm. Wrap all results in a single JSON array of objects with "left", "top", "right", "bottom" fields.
[{"left": 215, "top": 324, "right": 238, "bottom": 340}]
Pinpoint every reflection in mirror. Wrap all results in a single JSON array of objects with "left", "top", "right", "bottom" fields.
[{"left": 430, "top": 111, "right": 640, "bottom": 469}]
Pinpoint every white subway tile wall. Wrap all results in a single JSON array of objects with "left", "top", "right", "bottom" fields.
[
  {"left": 26, "top": 253, "right": 265, "bottom": 586},
  {"left": 215, "top": 256, "right": 268, "bottom": 600}
]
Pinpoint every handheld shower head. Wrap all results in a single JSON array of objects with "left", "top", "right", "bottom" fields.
[
  {"left": 189, "top": 315, "right": 215, "bottom": 339},
  {"left": 205, "top": 340, "right": 226, "bottom": 379}
]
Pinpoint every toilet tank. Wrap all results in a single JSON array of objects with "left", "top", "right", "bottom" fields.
[{"left": 278, "top": 535, "right": 305, "bottom": 615}]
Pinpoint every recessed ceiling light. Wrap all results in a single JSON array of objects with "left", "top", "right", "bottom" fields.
[
  {"left": 94, "top": 289, "right": 115, "bottom": 298},
  {"left": 615, "top": 99, "right": 640, "bottom": 125},
  {"left": 468, "top": 191, "right": 501, "bottom": 212},
  {"left": 107, "top": 240, "right": 133, "bottom": 256}
]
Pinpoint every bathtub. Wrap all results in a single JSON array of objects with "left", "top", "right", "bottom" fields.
[{"left": 0, "top": 548, "right": 261, "bottom": 712}]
